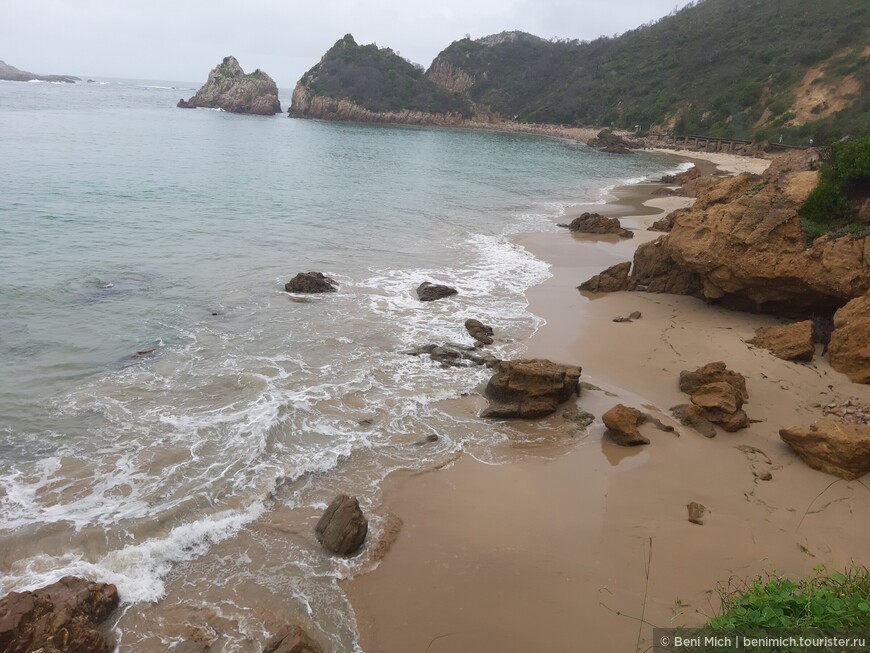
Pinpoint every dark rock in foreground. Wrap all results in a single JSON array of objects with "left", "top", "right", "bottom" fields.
[
  {"left": 285, "top": 272, "right": 338, "bottom": 293},
  {"left": 563, "top": 212, "right": 633, "bottom": 238},
  {"left": 178, "top": 56, "right": 281, "bottom": 115},
  {"left": 465, "top": 319, "right": 494, "bottom": 345},
  {"left": 780, "top": 421, "right": 870, "bottom": 480},
  {"left": 828, "top": 294, "right": 870, "bottom": 383},
  {"left": 404, "top": 343, "right": 498, "bottom": 368},
  {"left": 481, "top": 358, "right": 581, "bottom": 418},
  {"left": 315, "top": 494, "right": 368, "bottom": 556},
  {"left": 0, "top": 576, "right": 119, "bottom": 653},
  {"left": 416, "top": 281, "right": 458, "bottom": 302}
]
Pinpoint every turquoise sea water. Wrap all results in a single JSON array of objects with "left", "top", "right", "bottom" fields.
[{"left": 0, "top": 78, "right": 686, "bottom": 650}]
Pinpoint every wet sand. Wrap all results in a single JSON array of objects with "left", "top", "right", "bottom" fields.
[{"left": 343, "top": 152, "right": 870, "bottom": 652}]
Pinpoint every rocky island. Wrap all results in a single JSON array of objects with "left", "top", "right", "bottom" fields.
[
  {"left": 0, "top": 59, "right": 78, "bottom": 83},
  {"left": 178, "top": 56, "right": 281, "bottom": 115}
]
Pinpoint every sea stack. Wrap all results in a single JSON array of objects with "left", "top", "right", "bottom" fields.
[{"left": 178, "top": 56, "right": 281, "bottom": 115}]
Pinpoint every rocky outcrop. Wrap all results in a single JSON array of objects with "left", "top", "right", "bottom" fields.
[
  {"left": 285, "top": 272, "right": 337, "bottom": 293},
  {"left": 562, "top": 212, "right": 633, "bottom": 238},
  {"left": 315, "top": 494, "right": 368, "bottom": 556},
  {"left": 678, "top": 362, "right": 750, "bottom": 432},
  {"left": 178, "top": 56, "right": 281, "bottom": 115},
  {"left": 465, "top": 319, "right": 494, "bottom": 345},
  {"left": 0, "top": 60, "right": 78, "bottom": 83},
  {"left": 0, "top": 576, "right": 119, "bottom": 653},
  {"left": 426, "top": 60, "right": 475, "bottom": 94},
  {"left": 578, "top": 261, "right": 632, "bottom": 293},
  {"left": 828, "top": 294, "right": 870, "bottom": 383},
  {"left": 586, "top": 129, "right": 641, "bottom": 154},
  {"left": 748, "top": 320, "right": 815, "bottom": 361},
  {"left": 780, "top": 421, "right": 870, "bottom": 479},
  {"left": 628, "top": 150, "right": 870, "bottom": 315},
  {"left": 416, "top": 281, "right": 458, "bottom": 301},
  {"left": 264, "top": 625, "right": 323, "bottom": 653},
  {"left": 481, "top": 359, "right": 580, "bottom": 418}
]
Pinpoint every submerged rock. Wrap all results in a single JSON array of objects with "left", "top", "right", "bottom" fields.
[
  {"left": 264, "top": 625, "right": 323, "bottom": 653},
  {"left": 465, "top": 318, "right": 494, "bottom": 345},
  {"left": 285, "top": 272, "right": 338, "bottom": 293},
  {"left": 416, "top": 281, "right": 458, "bottom": 302},
  {"left": 780, "top": 420, "right": 870, "bottom": 480},
  {"left": 748, "top": 320, "right": 815, "bottom": 362},
  {"left": 481, "top": 358, "right": 581, "bottom": 418},
  {"left": 178, "top": 56, "right": 281, "bottom": 115},
  {"left": 315, "top": 494, "right": 368, "bottom": 556},
  {"left": 0, "top": 576, "right": 119, "bottom": 653},
  {"left": 404, "top": 343, "right": 498, "bottom": 368}
]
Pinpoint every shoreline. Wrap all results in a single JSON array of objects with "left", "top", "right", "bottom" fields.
[{"left": 343, "top": 153, "right": 870, "bottom": 652}]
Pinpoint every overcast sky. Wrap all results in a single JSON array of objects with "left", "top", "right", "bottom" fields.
[{"left": 3, "top": 0, "right": 693, "bottom": 86}]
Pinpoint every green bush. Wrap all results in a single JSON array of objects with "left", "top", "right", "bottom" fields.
[{"left": 710, "top": 567, "right": 870, "bottom": 629}]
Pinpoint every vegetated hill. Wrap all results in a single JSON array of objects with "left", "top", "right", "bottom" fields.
[
  {"left": 291, "top": 34, "right": 473, "bottom": 117},
  {"left": 428, "top": 0, "right": 867, "bottom": 142},
  {"left": 292, "top": 0, "right": 867, "bottom": 143}
]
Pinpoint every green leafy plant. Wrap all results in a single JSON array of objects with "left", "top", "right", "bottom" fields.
[{"left": 710, "top": 566, "right": 870, "bottom": 629}]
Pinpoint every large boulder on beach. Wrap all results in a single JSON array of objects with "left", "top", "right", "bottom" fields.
[
  {"left": 578, "top": 261, "right": 632, "bottom": 293},
  {"left": 748, "top": 320, "right": 815, "bottom": 362},
  {"left": 0, "top": 576, "right": 119, "bottom": 653},
  {"left": 416, "top": 281, "right": 458, "bottom": 302},
  {"left": 780, "top": 421, "right": 870, "bottom": 479},
  {"left": 828, "top": 294, "right": 870, "bottom": 383},
  {"left": 178, "top": 56, "right": 281, "bottom": 115},
  {"left": 602, "top": 405, "right": 650, "bottom": 446},
  {"left": 564, "top": 212, "right": 633, "bottom": 238},
  {"left": 285, "top": 272, "right": 338, "bottom": 293},
  {"left": 678, "top": 362, "right": 750, "bottom": 432},
  {"left": 481, "top": 358, "right": 580, "bottom": 418},
  {"left": 316, "top": 494, "right": 368, "bottom": 556},
  {"left": 586, "top": 129, "right": 640, "bottom": 154}
]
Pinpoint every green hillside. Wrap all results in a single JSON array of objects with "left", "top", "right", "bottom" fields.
[
  {"left": 428, "top": 0, "right": 868, "bottom": 142},
  {"left": 293, "top": 0, "right": 868, "bottom": 143},
  {"left": 297, "top": 34, "right": 473, "bottom": 116}
]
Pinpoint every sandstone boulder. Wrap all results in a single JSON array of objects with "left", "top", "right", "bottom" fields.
[
  {"left": 481, "top": 359, "right": 581, "bottom": 418},
  {"left": 679, "top": 362, "right": 749, "bottom": 404},
  {"left": 627, "top": 151, "right": 870, "bottom": 315},
  {"left": 564, "top": 212, "right": 633, "bottom": 238},
  {"left": 690, "top": 381, "right": 742, "bottom": 415},
  {"left": 828, "top": 294, "right": 870, "bottom": 383},
  {"left": 465, "top": 319, "right": 494, "bottom": 345},
  {"left": 687, "top": 502, "right": 707, "bottom": 525},
  {"left": 416, "top": 282, "right": 458, "bottom": 302},
  {"left": 679, "top": 362, "right": 750, "bottom": 432},
  {"left": 670, "top": 404, "right": 717, "bottom": 438},
  {"left": 602, "top": 404, "right": 650, "bottom": 446},
  {"left": 178, "top": 56, "right": 281, "bottom": 115},
  {"left": 748, "top": 320, "right": 815, "bottom": 361},
  {"left": 0, "top": 576, "right": 119, "bottom": 653},
  {"left": 780, "top": 421, "right": 870, "bottom": 479},
  {"left": 629, "top": 237, "right": 703, "bottom": 295},
  {"left": 285, "top": 272, "right": 337, "bottom": 293},
  {"left": 578, "top": 261, "right": 632, "bottom": 293},
  {"left": 315, "top": 494, "right": 368, "bottom": 556}
]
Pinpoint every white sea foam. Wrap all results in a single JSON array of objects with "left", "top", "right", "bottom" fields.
[{"left": 0, "top": 501, "right": 264, "bottom": 602}]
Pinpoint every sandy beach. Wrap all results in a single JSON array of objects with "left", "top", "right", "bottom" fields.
[{"left": 343, "top": 151, "right": 870, "bottom": 652}]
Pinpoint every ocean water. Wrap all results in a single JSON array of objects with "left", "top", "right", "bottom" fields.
[{"left": 0, "top": 78, "right": 688, "bottom": 650}]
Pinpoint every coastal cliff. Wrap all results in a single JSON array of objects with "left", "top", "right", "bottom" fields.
[
  {"left": 625, "top": 150, "right": 870, "bottom": 315},
  {"left": 178, "top": 56, "right": 281, "bottom": 115},
  {"left": 289, "top": 34, "right": 472, "bottom": 123},
  {"left": 0, "top": 59, "right": 78, "bottom": 83}
]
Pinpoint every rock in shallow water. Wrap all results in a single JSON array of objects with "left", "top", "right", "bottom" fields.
[
  {"left": 416, "top": 281, "right": 458, "bottom": 302},
  {"left": 285, "top": 272, "right": 338, "bottom": 293},
  {"left": 481, "top": 358, "right": 581, "bottom": 418},
  {"left": 315, "top": 494, "right": 368, "bottom": 556},
  {"left": 0, "top": 576, "right": 119, "bottom": 653},
  {"left": 464, "top": 318, "right": 494, "bottom": 345}
]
